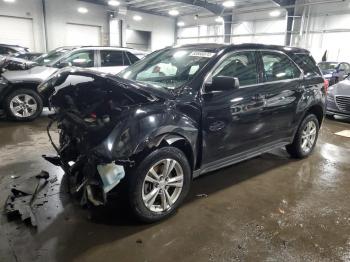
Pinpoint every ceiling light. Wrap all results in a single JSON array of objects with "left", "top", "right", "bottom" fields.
[
  {"left": 108, "top": 0, "right": 120, "bottom": 6},
  {"left": 215, "top": 16, "right": 224, "bottom": 23},
  {"left": 133, "top": 15, "right": 142, "bottom": 21},
  {"left": 3, "top": 0, "right": 16, "bottom": 2},
  {"left": 77, "top": 7, "right": 88, "bottom": 14},
  {"left": 270, "top": 10, "right": 281, "bottom": 17},
  {"left": 222, "top": 1, "right": 235, "bottom": 8},
  {"left": 177, "top": 21, "right": 185, "bottom": 27},
  {"left": 169, "top": 10, "right": 179, "bottom": 16}
]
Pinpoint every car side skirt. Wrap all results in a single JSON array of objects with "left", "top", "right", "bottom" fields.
[{"left": 193, "top": 139, "right": 290, "bottom": 178}]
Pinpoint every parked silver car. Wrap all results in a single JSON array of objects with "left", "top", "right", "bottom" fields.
[
  {"left": 326, "top": 75, "right": 350, "bottom": 118},
  {"left": 0, "top": 46, "right": 141, "bottom": 121}
]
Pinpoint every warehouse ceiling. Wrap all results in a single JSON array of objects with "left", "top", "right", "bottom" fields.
[{"left": 80, "top": 0, "right": 280, "bottom": 17}]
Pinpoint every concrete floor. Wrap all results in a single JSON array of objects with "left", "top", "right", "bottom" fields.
[{"left": 0, "top": 115, "right": 350, "bottom": 262}]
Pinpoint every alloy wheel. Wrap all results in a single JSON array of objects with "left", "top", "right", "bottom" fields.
[
  {"left": 9, "top": 94, "right": 38, "bottom": 118},
  {"left": 300, "top": 120, "right": 317, "bottom": 153},
  {"left": 142, "top": 158, "right": 184, "bottom": 213}
]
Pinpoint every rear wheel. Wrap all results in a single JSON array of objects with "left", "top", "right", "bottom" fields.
[
  {"left": 5, "top": 89, "right": 43, "bottom": 121},
  {"left": 128, "top": 147, "right": 191, "bottom": 223},
  {"left": 286, "top": 114, "right": 319, "bottom": 159}
]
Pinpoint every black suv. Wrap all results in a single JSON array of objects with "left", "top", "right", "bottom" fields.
[{"left": 39, "top": 44, "right": 326, "bottom": 222}]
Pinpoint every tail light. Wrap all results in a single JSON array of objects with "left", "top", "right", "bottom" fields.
[{"left": 324, "top": 79, "right": 329, "bottom": 94}]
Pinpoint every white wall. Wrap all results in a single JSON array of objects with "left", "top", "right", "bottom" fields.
[
  {"left": 124, "top": 11, "right": 175, "bottom": 51},
  {"left": 45, "top": 0, "right": 109, "bottom": 50},
  {"left": 293, "top": 0, "right": 350, "bottom": 62},
  {"left": 0, "top": 0, "right": 174, "bottom": 53},
  {"left": 0, "top": 0, "right": 45, "bottom": 52}
]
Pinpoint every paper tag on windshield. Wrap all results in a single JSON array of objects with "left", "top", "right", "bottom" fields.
[{"left": 189, "top": 51, "right": 215, "bottom": 58}]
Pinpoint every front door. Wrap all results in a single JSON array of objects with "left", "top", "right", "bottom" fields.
[{"left": 201, "top": 50, "right": 269, "bottom": 165}]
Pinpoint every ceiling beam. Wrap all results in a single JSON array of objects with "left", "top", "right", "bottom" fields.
[{"left": 168, "top": 0, "right": 223, "bottom": 15}]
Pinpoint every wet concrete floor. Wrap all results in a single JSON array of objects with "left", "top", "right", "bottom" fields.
[{"left": 0, "top": 115, "right": 350, "bottom": 262}]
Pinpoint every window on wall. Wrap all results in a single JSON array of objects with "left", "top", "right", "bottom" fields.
[
  {"left": 212, "top": 51, "right": 258, "bottom": 86},
  {"left": 261, "top": 52, "right": 301, "bottom": 82}
]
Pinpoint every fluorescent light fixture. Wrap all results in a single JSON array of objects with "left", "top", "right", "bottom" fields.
[
  {"left": 77, "top": 7, "right": 88, "bottom": 14},
  {"left": 108, "top": 0, "right": 120, "bottom": 6},
  {"left": 169, "top": 10, "right": 179, "bottom": 16},
  {"left": 177, "top": 21, "right": 185, "bottom": 27},
  {"left": 222, "top": 1, "right": 235, "bottom": 8},
  {"left": 215, "top": 16, "right": 224, "bottom": 23},
  {"left": 3, "top": 0, "right": 16, "bottom": 2},
  {"left": 133, "top": 15, "right": 142, "bottom": 21},
  {"left": 270, "top": 10, "right": 281, "bottom": 17}
]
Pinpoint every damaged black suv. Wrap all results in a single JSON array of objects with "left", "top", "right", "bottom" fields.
[{"left": 39, "top": 44, "right": 326, "bottom": 222}]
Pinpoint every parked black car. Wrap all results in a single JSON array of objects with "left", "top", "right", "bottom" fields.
[
  {"left": 318, "top": 61, "right": 350, "bottom": 86},
  {"left": 39, "top": 43, "right": 326, "bottom": 222}
]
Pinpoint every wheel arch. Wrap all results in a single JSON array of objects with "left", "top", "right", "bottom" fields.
[
  {"left": 305, "top": 104, "right": 325, "bottom": 126},
  {"left": 133, "top": 133, "right": 196, "bottom": 172}
]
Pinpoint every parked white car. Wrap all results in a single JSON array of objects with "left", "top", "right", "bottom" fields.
[{"left": 0, "top": 46, "right": 142, "bottom": 120}]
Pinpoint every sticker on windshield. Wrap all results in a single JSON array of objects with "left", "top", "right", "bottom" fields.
[{"left": 189, "top": 51, "right": 215, "bottom": 58}]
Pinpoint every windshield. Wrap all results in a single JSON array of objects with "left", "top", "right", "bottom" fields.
[
  {"left": 118, "top": 48, "right": 216, "bottom": 90},
  {"left": 318, "top": 62, "right": 338, "bottom": 71},
  {"left": 34, "top": 48, "right": 72, "bottom": 66}
]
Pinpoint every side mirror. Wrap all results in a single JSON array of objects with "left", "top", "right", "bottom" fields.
[
  {"left": 205, "top": 76, "right": 239, "bottom": 93},
  {"left": 57, "top": 61, "right": 72, "bottom": 68}
]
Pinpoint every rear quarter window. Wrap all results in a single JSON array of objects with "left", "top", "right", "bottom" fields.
[{"left": 291, "top": 53, "right": 321, "bottom": 77}]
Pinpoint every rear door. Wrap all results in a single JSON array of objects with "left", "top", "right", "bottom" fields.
[
  {"left": 98, "top": 50, "right": 128, "bottom": 74},
  {"left": 257, "top": 50, "right": 303, "bottom": 140}
]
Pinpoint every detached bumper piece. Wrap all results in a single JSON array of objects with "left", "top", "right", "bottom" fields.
[{"left": 4, "top": 170, "right": 56, "bottom": 227}]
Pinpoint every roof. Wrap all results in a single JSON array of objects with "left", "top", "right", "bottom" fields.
[{"left": 173, "top": 43, "right": 310, "bottom": 54}]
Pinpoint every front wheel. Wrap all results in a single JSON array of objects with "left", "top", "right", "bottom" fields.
[
  {"left": 128, "top": 147, "right": 191, "bottom": 223},
  {"left": 286, "top": 114, "right": 320, "bottom": 159},
  {"left": 4, "top": 88, "right": 43, "bottom": 121}
]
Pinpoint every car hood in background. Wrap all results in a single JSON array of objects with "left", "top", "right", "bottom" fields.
[
  {"left": 329, "top": 79, "right": 350, "bottom": 96},
  {"left": 2, "top": 66, "right": 58, "bottom": 83}
]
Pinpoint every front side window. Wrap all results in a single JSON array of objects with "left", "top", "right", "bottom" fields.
[
  {"left": 101, "top": 50, "right": 124, "bottom": 67},
  {"left": 62, "top": 50, "right": 94, "bottom": 68},
  {"left": 261, "top": 51, "right": 300, "bottom": 82},
  {"left": 118, "top": 48, "right": 215, "bottom": 90},
  {"left": 211, "top": 51, "right": 258, "bottom": 86}
]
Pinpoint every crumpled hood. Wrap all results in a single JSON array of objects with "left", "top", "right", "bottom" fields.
[
  {"left": 39, "top": 67, "right": 172, "bottom": 103},
  {"left": 329, "top": 79, "right": 350, "bottom": 96},
  {"left": 2, "top": 65, "right": 58, "bottom": 83}
]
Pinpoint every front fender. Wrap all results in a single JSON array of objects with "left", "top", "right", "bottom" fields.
[{"left": 94, "top": 102, "right": 200, "bottom": 164}]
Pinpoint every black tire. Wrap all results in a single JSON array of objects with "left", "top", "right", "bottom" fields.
[
  {"left": 286, "top": 114, "right": 320, "bottom": 159},
  {"left": 4, "top": 88, "right": 43, "bottom": 121},
  {"left": 127, "top": 147, "right": 192, "bottom": 223}
]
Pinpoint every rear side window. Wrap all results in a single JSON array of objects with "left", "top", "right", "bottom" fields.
[
  {"left": 125, "top": 52, "right": 139, "bottom": 65},
  {"left": 261, "top": 51, "right": 301, "bottom": 82},
  {"left": 291, "top": 53, "right": 321, "bottom": 76},
  {"left": 101, "top": 50, "right": 124, "bottom": 67}
]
